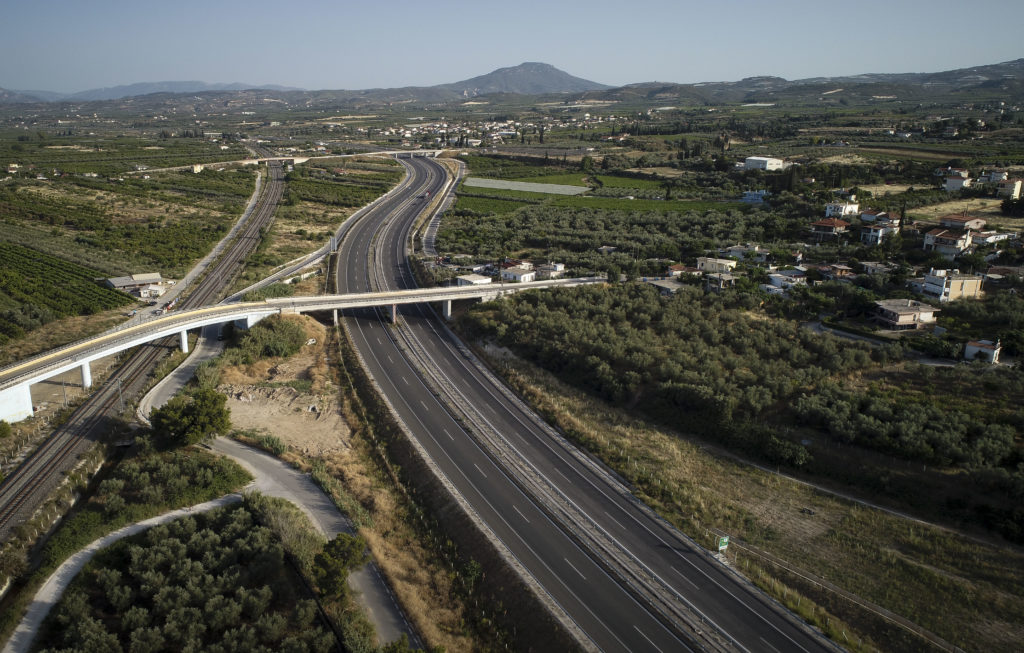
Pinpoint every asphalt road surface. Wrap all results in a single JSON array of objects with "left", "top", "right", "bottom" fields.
[{"left": 338, "top": 156, "right": 837, "bottom": 652}]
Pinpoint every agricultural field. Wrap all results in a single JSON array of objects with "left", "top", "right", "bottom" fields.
[
  {"left": 461, "top": 177, "right": 587, "bottom": 194},
  {"left": 0, "top": 242, "right": 135, "bottom": 347},
  {"left": 1, "top": 166, "right": 258, "bottom": 277},
  {"left": 594, "top": 173, "right": 667, "bottom": 189},
  {"left": 0, "top": 134, "right": 251, "bottom": 176}
]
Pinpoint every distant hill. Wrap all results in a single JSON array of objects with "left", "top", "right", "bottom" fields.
[
  {"left": 0, "top": 81, "right": 302, "bottom": 104},
  {"left": 592, "top": 59, "right": 1024, "bottom": 104},
  {"left": 435, "top": 62, "right": 611, "bottom": 97},
  {"left": 0, "top": 88, "right": 47, "bottom": 104},
  {"left": 3, "top": 58, "right": 1024, "bottom": 107},
  {"left": 0, "top": 63, "right": 607, "bottom": 105},
  {"left": 63, "top": 81, "right": 303, "bottom": 102}
]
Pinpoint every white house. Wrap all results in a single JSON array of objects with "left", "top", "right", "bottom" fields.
[
  {"left": 536, "top": 262, "right": 565, "bottom": 279},
  {"left": 768, "top": 270, "right": 807, "bottom": 289},
  {"left": 971, "top": 231, "right": 1013, "bottom": 246},
  {"left": 456, "top": 274, "right": 492, "bottom": 286},
  {"left": 939, "top": 214, "right": 986, "bottom": 231},
  {"left": 720, "top": 243, "right": 771, "bottom": 263},
  {"left": 997, "top": 179, "right": 1022, "bottom": 200},
  {"left": 945, "top": 176, "right": 972, "bottom": 192},
  {"left": 744, "top": 156, "right": 784, "bottom": 171},
  {"left": 861, "top": 223, "right": 900, "bottom": 246},
  {"left": 923, "top": 228, "right": 972, "bottom": 258},
  {"left": 825, "top": 202, "right": 859, "bottom": 218},
  {"left": 860, "top": 209, "right": 889, "bottom": 223},
  {"left": 874, "top": 299, "right": 939, "bottom": 330},
  {"left": 501, "top": 266, "right": 536, "bottom": 283},
  {"left": 921, "top": 268, "right": 984, "bottom": 302},
  {"left": 696, "top": 257, "right": 738, "bottom": 274},
  {"left": 964, "top": 340, "right": 1001, "bottom": 364}
]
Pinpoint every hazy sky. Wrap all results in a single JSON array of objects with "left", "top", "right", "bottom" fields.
[{"left": 3, "top": 0, "right": 1021, "bottom": 93}]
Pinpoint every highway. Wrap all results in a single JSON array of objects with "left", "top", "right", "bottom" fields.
[{"left": 337, "top": 156, "right": 838, "bottom": 652}]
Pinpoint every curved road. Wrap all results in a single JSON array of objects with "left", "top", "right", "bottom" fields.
[{"left": 337, "top": 156, "right": 837, "bottom": 652}]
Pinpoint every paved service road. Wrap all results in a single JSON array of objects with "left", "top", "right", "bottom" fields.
[
  {"left": 133, "top": 331, "right": 420, "bottom": 647},
  {"left": 210, "top": 438, "right": 421, "bottom": 647}
]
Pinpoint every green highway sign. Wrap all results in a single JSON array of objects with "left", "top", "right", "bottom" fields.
[{"left": 717, "top": 536, "right": 729, "bottom": 552}]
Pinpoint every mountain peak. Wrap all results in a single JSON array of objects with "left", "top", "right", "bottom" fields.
[{"left": 439, "top": 62, "right": 611, "bottom": 97}]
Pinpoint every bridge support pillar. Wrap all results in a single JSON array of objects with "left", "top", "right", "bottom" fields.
[
  {"left": 441, "top": 300, "right": 453, "bottom": 320},
  {"left": 0, "top": 383, "right": 34, "bottom": 423},
  {"left": 180, "top": 330, "right": 189, "bottom": 354},
  {"left": 390, "top": 304, "right": 397, "bottom": 324},
  {"left": 81, "top": 362, "right": 92, "bottom": 389},
  {"left": 234, "top": 313, "right": 269, "bottom": 331},
  {"left": 333, "top": 309, "right": 338, "bottom": 326}
]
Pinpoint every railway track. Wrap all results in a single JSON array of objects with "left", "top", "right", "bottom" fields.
[{"left": 0, "top": 162, "right": 285, "bottom": 541}]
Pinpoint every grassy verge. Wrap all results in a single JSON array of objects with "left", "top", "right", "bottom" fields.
[
  {"left": 329, "top": 325, "right": 576, "bottom": 651},
  {"left": 218, "top": 323, "right": 495, "bottom": 651},
  {"left": 474, "top": 347, "right": 1024, "bottom": 652}
]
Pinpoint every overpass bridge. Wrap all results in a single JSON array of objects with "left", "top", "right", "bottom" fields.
[
  {"left": 0, "top": 277, "right": 601, "bottom": 423},
  {"left": 132, "top": 150, "right": 446, "bottom": 175}
]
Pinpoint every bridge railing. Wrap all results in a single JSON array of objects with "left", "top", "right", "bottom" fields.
[{"left": 0, "top": 277, "right": 606, "bottom": 390}]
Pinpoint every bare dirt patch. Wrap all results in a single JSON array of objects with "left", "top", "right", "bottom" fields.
[
  {"left": 858, "top": 183, "right": 912, "bottom": 196},
  {"left": 222, "top": 385, "right": 349, "bottom": 456},
  {"left": 219, "top": 316, "right": 347, "bottom": 455},
  {"left": 218, "top": 316, "right": 476, "bottom": 651},
  {"left": 907, "top": 197, "right": 1024, "bottom": 227},
  {"left": 816, "top": 153, "right": 871, "bottom": 165}
]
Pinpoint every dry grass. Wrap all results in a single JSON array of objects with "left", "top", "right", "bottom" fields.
[
  {"left": 484, "top": 347, "right": 1024, "bottom": 652},
  {"left": 816, "top": 153, "right": 872, "bottom": 165},
  {"left": 0, "top": 306, "right": 134, "bottom": 367},
  {"left": 16, "top": 184, "right": 225, "bottom": 226},
  {"left": 907, "top": 197, "right": 1024, "bottom": 228},
  {"left": 313, "top": 444, "right": 474, "bottom": 651},
  {"left": 220, "top": 318, "right": 477, "bottom": 651},
  {"left": 853, "top": 147, "right": 958, "bottom": 161},
  {"left": 858, "top": 183, "right": 913, "bottom": 196}
]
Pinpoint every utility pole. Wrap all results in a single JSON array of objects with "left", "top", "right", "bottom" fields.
[{"left": 117, "top": 377, "right": 124, "bottom": 413}]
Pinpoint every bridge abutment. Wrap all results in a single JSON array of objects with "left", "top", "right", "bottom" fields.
[
  {"left": 0, "top": 383, "right": 34, "bottom": 423},
  {"left": 234, "top": 313, "right": 270, "bottom": 330}
]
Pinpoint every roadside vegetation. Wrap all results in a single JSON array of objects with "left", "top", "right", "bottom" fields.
[
  {"left": 478, "top": 350, "right": 1024, "bottom": 651},
  {"left": 459, "top": 283, "right": 1023, "bottom": 537},
  {"left": 0, "top": 443, "right": 251, "bottom": 647},
  {"left": 210, "top": 314, "right": 526, "bottom": 651},
  {"left": 32, "top": 498, "right": 337, "bottom": 653}
]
